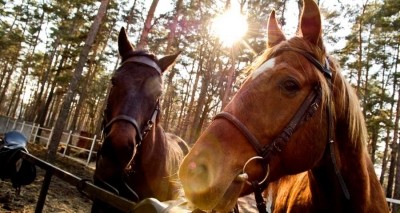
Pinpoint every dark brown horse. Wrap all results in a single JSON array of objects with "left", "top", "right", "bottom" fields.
[
  {"left": 179, "top": 0, "right": 389, "bottom": 212},
  {"left": 92, "top": 27, "right": 189, "bottom": 212}
]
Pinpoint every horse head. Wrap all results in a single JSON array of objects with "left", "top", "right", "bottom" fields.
[
  {"left": 93, "top": 27, "right": 180, "bottom": 211},
  {"left": 179, "top": 0, "right": 382, "bottom": 211}
]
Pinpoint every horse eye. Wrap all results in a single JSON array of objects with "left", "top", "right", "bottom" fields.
[{"left": 282, "top": 79, "right": 300, "bottom": 93}]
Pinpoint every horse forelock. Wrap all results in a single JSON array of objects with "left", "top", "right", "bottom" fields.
[{"left": 247, "top": 37, "right": 326, "bottom": 77}]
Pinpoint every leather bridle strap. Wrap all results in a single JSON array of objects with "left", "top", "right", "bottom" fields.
[
  {"left": 121, "top": 56, "right": 162, "bottom": 75},
  {"left": 104, "top": 115, "right": 144, "bottom": 142},
  {"left": 214, "top": 85, "right": 321, "bottom": 160},
  {"left": 275, "top": 47, "right": 332, "bottom": 78},
  {"left": 103, "top": 100, "right": 160, "bottom": 146},
  {"left": 259, "top": 85, "right": 321, "bottom": 162},
  {"left": 214, "top": 113, "right": 263, "bottom": 156}
]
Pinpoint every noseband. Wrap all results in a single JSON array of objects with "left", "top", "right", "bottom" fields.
[
  {"left": 214, "top": 48, "right": 350, "bottom": 213},
  {"left": 103, "top": 100, "right": 160, "bottom": 145}
]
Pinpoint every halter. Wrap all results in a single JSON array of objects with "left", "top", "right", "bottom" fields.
[
  {"left": 98, "top": 55, "right": 162, "bottom": 201},
  {"left": 214, "top": 47, "right": 350, "bottom": 213}
]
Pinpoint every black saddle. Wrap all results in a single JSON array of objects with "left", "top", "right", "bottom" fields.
[{"left": 0, "top": 131, "right": 36, "bottom": 189}]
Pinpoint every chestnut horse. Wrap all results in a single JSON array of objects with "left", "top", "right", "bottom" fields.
[
  {"left": 179, "top": 0, "right": 389, "bottom": 212},
  {"left": 92, "top": 27, "right": 189, "bottom": 212}
]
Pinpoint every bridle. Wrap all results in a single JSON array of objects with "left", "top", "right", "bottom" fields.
[
  {"left": 98, "top": 55, "right": 163, "bottom": 202},
  {"left": 103, "top": 56, "right": 162, "bottom": 145},
  {"left": 214, "top": 47, "right": 350, "bottom": 213}
]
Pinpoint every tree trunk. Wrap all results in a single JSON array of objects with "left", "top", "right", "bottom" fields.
[
  {"left": 380, "top": 126, "right": 392, "bottom": 184},
  {"left": 32, "top": 37, "right": 60, "bottom": 123},
  {"left": 69, "top": 40, "right": 101, "bottom": 131},
  {"left": 356, "top": 1, "right": 369, "bottom": 92},
  {"left": 125, "top": 0, "right": 138, "bottom": 31},
  {"left": 37, "top": 47, "right": 69, "bottom": 129},
  {"left": 189, "top": 43, "right": 219, "bottom": 143},
  {"left": 392, "top": 88, "right": 400, "bottom": 212},
  {"left": 188, "top": 72, "right": 209, "bottom": 143},
  {"left": 182, "top": 65, "right": 201, "bottom": 141},
  {"left": 177, "top": 61, "right": 196, "bottom": 136},
  {"left": 379, "top": 43, "right": 398, "bottom": 185},
  {"left": 221, "top": 46, "right": 236, "bottom": 109},
  {"left": 0, "top": 63, "right": 10, "bottom": 92},
  {"left": 136, "top": 0, "right": 159, "bottom": 49},
  {"left": 47, "top": 0, "right": 110, "bottom": 163},
  {"left": 162, "top": 0, "right": 183, "bottom": 131},
  {"left": 391, "top": 43, "right": 400, "bottom": 211},
  {"left": 0, "top": 63, "right": 15, "bottom": 111},
  {"left": 385, "top": 42, "right": 399, "bottom": 201},
  {"left": 10, "top": 74, "right": 27, "bottom": 118}
]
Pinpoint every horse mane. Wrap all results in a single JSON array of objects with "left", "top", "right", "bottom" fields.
[
  {"left": 329, "top": 59, "right": 368, "bottom": 150},
  {"left": 247, "top": 37, "right": 367, "bottom": 150}
]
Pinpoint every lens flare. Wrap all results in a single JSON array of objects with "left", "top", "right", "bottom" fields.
[{"left": 210, "top": 8, "right": 248, "bottom": 47}]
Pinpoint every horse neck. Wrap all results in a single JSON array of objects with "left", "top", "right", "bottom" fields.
[
  {"left": 310, "top": 134, "right": 387, "bottom": 212},
  {"left": 139, "top": 124, "right": 167, "bottom": 162},
  {"left": 132, "top": 124, "right": 172, "bottom": 199}
]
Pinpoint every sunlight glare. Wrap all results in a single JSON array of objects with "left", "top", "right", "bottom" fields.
[{"left": 210, "top": 8, "right": 248, "bottom": 47}]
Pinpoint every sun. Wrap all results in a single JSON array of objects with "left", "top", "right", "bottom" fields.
[{"left": 210, "top": 8, "right": 248, "bottom": 47}]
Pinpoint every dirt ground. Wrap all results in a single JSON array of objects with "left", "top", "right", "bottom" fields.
[
  {"left": 0, "top": 143, "right": 93, "bottom": 213},
  {"left": 0, "top": 143, "right": 258, "bottom": 213}
]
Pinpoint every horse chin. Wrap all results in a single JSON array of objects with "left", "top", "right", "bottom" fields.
[
  {"left": 95, "top": 155, "right": 119, "bottom": 180},
  {"left": 212, "top": 181, "right": 245, "bottom": 212},
  {"left": 188, "top": 179, "right": 244, "bottom": 212}
]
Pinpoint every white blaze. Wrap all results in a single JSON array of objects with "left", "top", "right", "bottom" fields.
[{"left": 252, "top": 58, "right": 276, "bottom": 79}]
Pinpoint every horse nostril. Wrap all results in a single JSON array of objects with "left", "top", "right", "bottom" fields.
[{"left": 188, "top": 161, "right": 208, "bottom": 177}]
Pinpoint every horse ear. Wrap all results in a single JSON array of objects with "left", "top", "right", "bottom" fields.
[
  {"left": 267, "top": 10, "right": 286, "bottom": 48},
  {"left": 158, "top": 51, "right": 181, "bottom": 72},
  {"left": 299, "top": 0, "right": 323, "bottom": 47},
  {"left": 118, "top": 27, "right": 134, "bottom": 60}
]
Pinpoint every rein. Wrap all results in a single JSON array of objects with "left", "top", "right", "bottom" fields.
[{"left": 214, "top": 48, "right": 350, "bottom": 213}]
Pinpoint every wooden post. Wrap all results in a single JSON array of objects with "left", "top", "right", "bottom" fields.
[
  {"left": 86, "top": 135, "right": 97, "bottom": 166},
  {"left": 20, "top": 121, "right": 25, "bottom": 132},
  {"left": 12, "top": 118, "right": 17, "bottom": 130},
  {"left": 63, "top": 130, "right": 73, "bottom": 157},
  {"left": 46, "top": 127, "right": 54, "bottom": 149}
]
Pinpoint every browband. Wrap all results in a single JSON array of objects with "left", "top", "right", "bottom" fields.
[{"left": 121, "top": 56, "right": 162, "bottom": 75}]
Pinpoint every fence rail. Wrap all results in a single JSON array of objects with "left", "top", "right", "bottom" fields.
[
  {"left": 0, "top": 116, "right": 101, "bottom": 167},
  {"left": 19, "top": 151, "right": 137, "bottom": 213}
]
